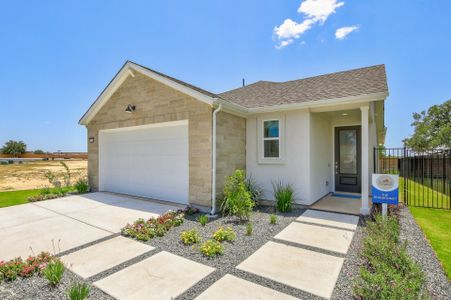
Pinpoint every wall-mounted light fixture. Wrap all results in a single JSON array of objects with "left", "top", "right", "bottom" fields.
[
  {"left": 89, "top": 137, "right": 95, "bottom": 143},
  {"left": 341, "top": 112, "right": 348, "bottom": 116},
  {"left": 125, "top": 104, "right": 136, "bottom": 113}
]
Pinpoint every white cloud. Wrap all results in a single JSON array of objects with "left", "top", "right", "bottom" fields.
[
  {"left": 298, "top": 0, "right": 344, "bottom": 23},
  {"left": 276, "top": 39, "right": 295, "bottom": 49},
  {"left": 274, "top": 0, "right": 345, "bottom": 48},
  {"left": 274, "top": 19, "right": 314, "bottom": 40},
  {"left": 335, "top": 25, "right": 359, "bottom": 39}
]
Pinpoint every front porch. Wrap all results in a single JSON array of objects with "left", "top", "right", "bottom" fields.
[
  {"left": 311, "top": 193, "right": 372, "bottom": 215},
  {"left": 310, "top": 100, "right": 384, "bottom": 215}
]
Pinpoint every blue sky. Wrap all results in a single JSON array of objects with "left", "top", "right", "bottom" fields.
[{"left": 0, "top": 1, "right": 450, "bottom": 152}]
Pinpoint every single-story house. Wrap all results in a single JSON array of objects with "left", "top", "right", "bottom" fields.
[{"left": 79, "top": 61, "right": 388, "bottom": 215}]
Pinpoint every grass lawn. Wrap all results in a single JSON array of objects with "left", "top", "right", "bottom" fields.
[
  {"left": 409, "top": 206, "right": 451, "bottom": 281},
  {"left": 0, "top": 187, "right": 73, "bottom": 208},
  {"left": 399, "top": 177, "right": 450, "bottom": 209}
]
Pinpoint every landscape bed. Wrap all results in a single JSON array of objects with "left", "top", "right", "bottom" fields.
[{"left": 1, "top": 203, "right": 449, "bottom": 299}]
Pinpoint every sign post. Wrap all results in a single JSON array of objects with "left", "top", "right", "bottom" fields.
[{"left": 372, "top": 174, "right": 399, "bottom": 218}]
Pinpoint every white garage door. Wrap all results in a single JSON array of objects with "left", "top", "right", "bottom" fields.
[{"left": 99, "top": 120, "right": 189, "bottom": 204}]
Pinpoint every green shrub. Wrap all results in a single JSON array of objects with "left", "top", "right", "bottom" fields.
[
  {"left": 272, "top": 181, "right": 294, "bottom": 212},
  {"left": 121, "top": 218, "right": 154, "bottom": 241},
  {"left": 0, "top": 252, "right": 56, "bottom": 282},
  {"left": 74, "top": 177, "right": 89, "bottom": 193},
  {"left": 221, "top": 170, "right": 254, "bottom": 221},
  {"left": 245, "top": 176, "right": 262, "bottom": 204},
  {"left": 121, "top": 211, "right": 184, "bottom": 241},
  {"left": 28, "top": 193, "right": 62, "bottom": 202},
  {"left": 213, "top": 227, "right": 236, "bottom": 242},
  {"left": 171, "top": 213, "right": 184, "bottom": 227},
  {"left": 200, "top": 240, "right": 224, "bottom": 257},
  {"left": 353, "top": 215, "right": 427, "bottom": 299},
  {"left": 270, "top": 214, "right": 277, "bottom": 224},
  {"left": 40, "top": 187, "right": 52, "bottom": 195},
  {"left": 154, "top": 224, "right": 167, "bottom": 237},
  {"left": 246, "top": 222, "right": 253, "bottom": 236},
  {"left": 42, "top": 260, "right": 65, "bottom": 286},
  {"left": 67, "top": 282, "right": 90, "bottom": 300},
  {"left": 198, "top": 214, "right": 209, "bottom": 226},
  {"left": 180, "top": 229, "right": 201, "bottom": 245},
  {"left": 0, "top": 258, "right": 25, "bottom": 281}
]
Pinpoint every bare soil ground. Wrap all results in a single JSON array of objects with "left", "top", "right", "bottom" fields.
[{"left": 0, "top": 160, "right": 87, "bottom": 191}]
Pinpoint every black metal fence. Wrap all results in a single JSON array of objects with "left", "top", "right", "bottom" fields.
[{"left": 374, "top": 147, "right": 451, "bottom": 209}]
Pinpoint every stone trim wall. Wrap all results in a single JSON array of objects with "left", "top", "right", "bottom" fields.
[
  {"left": 215, "top": 111, "right": 246, "bottom": 199},
  {"left": 86, "top": 72, "right": 212, "bottom": 207}
]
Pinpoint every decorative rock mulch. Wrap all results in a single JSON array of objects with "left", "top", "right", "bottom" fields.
[{"left": 0, "top": 269, "right": 113, "bottom": 300}]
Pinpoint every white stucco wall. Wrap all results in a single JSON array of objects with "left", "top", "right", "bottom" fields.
[
  {"left": 246, "top": 105, "right": 379, "bottom": 205},
  {"left": 246, "top": 110, "right": 311, "bottom": 204},
  {"left": 309, "top": 113, "right": 333, "bottom": 203}
]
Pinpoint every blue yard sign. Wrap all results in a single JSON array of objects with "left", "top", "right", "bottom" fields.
[{"left": 372, "top": 174, "right": 399, "bottom": 205}]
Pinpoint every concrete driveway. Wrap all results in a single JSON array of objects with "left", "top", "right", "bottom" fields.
[{"left": 0, "top": 192, "right": 180, "bottom": 261}]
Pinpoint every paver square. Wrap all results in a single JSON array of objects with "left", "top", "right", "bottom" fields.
[
  {"left": 61, "top": 236, "right": 154, "bottom": 279},
  {"left": 94, "top": 251, "right": 215, "bottom": 300},
  {"left": 297, "top": 210, "right": 359, "bottom": 230},
  {"left": 237, "top": 241, "right": 343, "bottom": 299},
  {"left": 0, "top": 215, "right": 110, "bottom": 261},
  {"left": 195, "top": 274, "right": 299, "bottom": 300},
  {"left": 275, "top": 222, "right": 354, "bottom": 254}
]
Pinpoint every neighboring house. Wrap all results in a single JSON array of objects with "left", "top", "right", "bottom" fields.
[{"left": 79, "top": 61, "right": 388, "bottom": 215}]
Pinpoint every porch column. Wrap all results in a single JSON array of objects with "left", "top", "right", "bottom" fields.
[{"left": 360, "top": 106, "right": 370, "bottom": 215}]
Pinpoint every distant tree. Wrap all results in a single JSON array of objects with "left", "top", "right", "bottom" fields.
[
  {"left": 34, "top": 149, "right": 45, "bottom": 154},
  {"left": 403, "top": 100, "right": 451, "bottom": 151},
  {"left": 1, "top": 140, "right": 27, "bottom": 157}
]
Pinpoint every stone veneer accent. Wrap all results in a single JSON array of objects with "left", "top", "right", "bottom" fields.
[
  {"left": 215, "top": 111, "right": 246, "bottom": 199},
  {"left": 86, "top": 72, "right": 212, "bottom": 207}
]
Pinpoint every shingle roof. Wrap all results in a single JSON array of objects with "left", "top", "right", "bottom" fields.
[{"left": 218, "top": 65, "right": 388, "bottom": 108}]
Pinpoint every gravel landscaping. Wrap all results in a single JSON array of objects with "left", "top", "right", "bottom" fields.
[
  {"left": 0, "top": 268, "right": 113, "bottom": 300},
  {"left": 399, "top": 206, "right": 451, "bottom": 299},
  {"left": 0, "top": 205, "right": 370, "bottom": 300},
  {"left": 331, "top": 217, "right": 366, "bottom": 300},
  {"left": 144, "top": 206, "right": 314, "bottom": 299}
]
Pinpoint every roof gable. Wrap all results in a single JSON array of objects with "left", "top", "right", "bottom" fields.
[{"left": 79, "top": 61, "right": 218, "bottom": 125}]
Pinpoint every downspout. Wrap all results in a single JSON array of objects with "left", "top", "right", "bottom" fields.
[{"left": 211, "top": 103, "right": 222, "bottom": 215}]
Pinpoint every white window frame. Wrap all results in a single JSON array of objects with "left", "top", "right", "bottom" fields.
[
  {"left": 263, "top": 119, "right": 280, "bottom": 158},
  {"left": 258, "top": 115, "right": 285, "bottom": 164}
]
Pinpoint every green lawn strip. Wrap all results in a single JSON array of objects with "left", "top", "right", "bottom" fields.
[
  {"left": 409, "top": 207, "right": 451, "bottom": 281},
  {"left": 0, "top": 187, "right": 73, "bottom": 208},
  {"left": 399, "top": 177, "right": 450, "bottom": 209}
]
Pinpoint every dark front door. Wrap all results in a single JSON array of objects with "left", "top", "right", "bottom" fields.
[{"left": 335, "top": 126, "right": 361, "bottom": 193}]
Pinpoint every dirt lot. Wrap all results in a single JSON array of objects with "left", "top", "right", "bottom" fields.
[{"left": 0, "top": 160, "right": 87, "bottom": 191}]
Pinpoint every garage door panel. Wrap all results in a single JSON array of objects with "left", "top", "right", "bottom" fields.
[{"left": 99, "top": 121, "right": 189, "bottom": 204}]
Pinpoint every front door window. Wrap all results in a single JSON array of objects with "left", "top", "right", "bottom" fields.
[
  {"left": 339, "top": 130, "right": 357, "bottom": 174},
  {"left": 335, "top": 126, "right": 361, "bottom": 193}
]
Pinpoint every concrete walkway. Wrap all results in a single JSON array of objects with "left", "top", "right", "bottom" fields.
[
  {"left": 1, "top": 197, "right": 359, "bottom": 299},
  {"left": 0, "top": 192, "right": 179, "bottom": 260},
  {"left": 237, "top": 210, "right": 359, "bottom": 299},
  {"left": 92, "top": 209, "right": 358, "bottom": 300}
]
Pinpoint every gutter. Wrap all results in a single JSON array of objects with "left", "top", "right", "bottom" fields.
[{"left": 210, "top": 103, "right": 222, "bottom": 215}]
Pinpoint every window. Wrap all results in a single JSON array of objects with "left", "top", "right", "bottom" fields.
[{"left": 263, "top": 120, "right": 280, "bottom": 158}]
